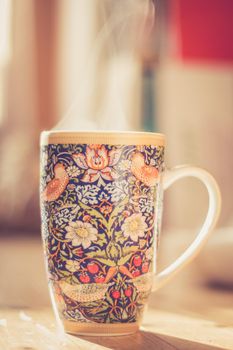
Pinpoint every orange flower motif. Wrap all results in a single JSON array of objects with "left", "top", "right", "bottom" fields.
[
  {"left": 100, "top": 203, "right": 113, "bottom": 215},
  {"left": 131, "top": 152, "right": 159, "bottom": 187},
  {"left": 73, "top": 145, "right": 121, "bottom": 183},
  {"left": 86, "top": 145, "right": 109, "bottom": 170},
  {"left": 42, "top": 163, "right": 69, "bottom": 202}
]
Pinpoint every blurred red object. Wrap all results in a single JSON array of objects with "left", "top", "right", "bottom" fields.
[{"left": 170, "top": 0, "right": 233, "bottom": 63}]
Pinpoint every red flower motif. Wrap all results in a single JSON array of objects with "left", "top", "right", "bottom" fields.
[{"left": 73, "top": 145, "right": 121, "bottom": 183}]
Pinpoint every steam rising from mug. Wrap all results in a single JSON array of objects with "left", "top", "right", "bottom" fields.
[{"left": 54, "top": 0, "right": 155, "bottom": 131}]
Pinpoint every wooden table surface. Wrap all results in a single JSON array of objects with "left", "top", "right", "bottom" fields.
[{"left": 0, "top": 236, "right": 233, "bottom": 350}]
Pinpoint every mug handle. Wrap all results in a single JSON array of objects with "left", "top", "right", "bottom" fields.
[{"left": 153, "top": 165, "right": 221, "bottom": 291}]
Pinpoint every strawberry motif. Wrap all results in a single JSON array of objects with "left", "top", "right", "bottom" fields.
[{"left": 40, "top": 142, "right": 164, "bottom": 325}]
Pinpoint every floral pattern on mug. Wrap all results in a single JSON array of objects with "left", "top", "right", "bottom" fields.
[
  {"left": 40, "top": 144, "right": 164, "bottom": 324},
  {"left": 122, "top": 213, "right": 148, "bottom": 242},
  {"left": 65, "top": 220, "right": 98, "bottom": 248}
]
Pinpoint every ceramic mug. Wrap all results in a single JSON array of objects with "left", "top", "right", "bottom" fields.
[{"left": 40, "top": 131, "right": 221, "bottom": 336}]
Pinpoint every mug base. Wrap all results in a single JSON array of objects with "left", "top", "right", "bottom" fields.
[{"left": 63, "top": 320, "right": 139, "bottom": 336}]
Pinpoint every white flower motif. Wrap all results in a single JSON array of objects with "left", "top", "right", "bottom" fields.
[
  {"left": 122, "top": 213, "right": 147, "bottom": 242},
  {"left": 66, "top": 165, "right": 80, "bottom": 177},
  {"left": 66, "top": 220, "right": 98, "bottom": 249},
  {"left": 66, "top": 259, "right": 80, "bottom": 272}
]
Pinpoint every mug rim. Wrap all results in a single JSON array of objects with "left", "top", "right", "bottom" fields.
[{"left": 40, "top": 130, "right": 165, "bottom": 146}]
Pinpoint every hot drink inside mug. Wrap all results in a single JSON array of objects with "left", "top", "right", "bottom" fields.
[{"left": 40, "top": 130, "right": 221, "bottom": 336}]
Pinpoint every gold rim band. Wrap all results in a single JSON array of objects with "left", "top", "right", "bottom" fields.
[
  {"left": 40, "top": 131, "right": 165, "bottom": 146},
  {"left": 63, "top": 320, "right": 139, "bottom": 336}
]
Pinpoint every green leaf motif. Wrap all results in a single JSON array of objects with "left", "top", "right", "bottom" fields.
[
  {"left": 61, "top": 270, "right": 71, "bottom": 276},
  {"left": 108, "top": 196, "right": 129, "bottom": 229},
  {"left": 122, "top": 245, "right": 138, "bottom": 256},
  {"left": 118, "top": 253, "right": 132, "bottom": 266},
  {"left": 96, "top": 237, "right": 107, "bottom": 247},
  {"left": 87, "top": 250, "right": 106, "bottom": 258},
  {"left": 122, "top": 309, "right": 129, "bottom": 320},
  {"left": 61, "top": 250, "right": 68, "bottom": 256},
  {"left": 115, "top": 231, "right": 126, "bottom": 245},
  {"left": 79, "top": 202, "right": 108, "bottom": 228},
  {"left": 93, "top": 257, "right": 116, "bottom": 267},
  {"left": 106, "top": 242, "right": 121, "bottom": 261},
  {"left": 139, "top": 239, "right": 147, "bottom": 248},
  {"left": 87, "top": 250, "right": 116, "bottom": 266}
]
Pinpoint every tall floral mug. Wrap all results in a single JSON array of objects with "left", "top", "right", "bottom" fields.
[{"left": 40, "top": 131, "right": 221, "bottom": 336}]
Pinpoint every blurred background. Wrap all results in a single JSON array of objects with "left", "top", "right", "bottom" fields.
[{"left": 0, "top": 0, "right": 233, "bottom": 307}]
